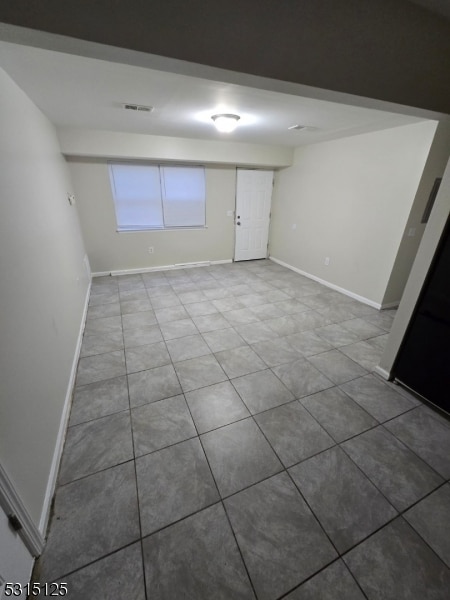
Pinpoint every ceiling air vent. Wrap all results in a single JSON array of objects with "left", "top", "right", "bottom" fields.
[
  {"left": 123, "top": 103, "right": 154, "bottom": 113},
  {"left": 288, "top": 124, "right": 307, "bottom": 131}
]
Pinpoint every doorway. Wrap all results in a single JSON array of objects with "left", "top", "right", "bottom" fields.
[{"left": 234, "top": 169, "right": 273, "bottom": 261}]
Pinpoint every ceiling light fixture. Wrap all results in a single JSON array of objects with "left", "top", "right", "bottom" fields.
[{"left": 211, "top": 113, "right": 240, "bottom": 133}]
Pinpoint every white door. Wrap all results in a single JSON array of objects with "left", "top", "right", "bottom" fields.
[
  {"left": 234, "top": 169, "right": 273, "bottom": 261},
  {"left": 0, "top": 505, "right": 34, "bottom": 599}
]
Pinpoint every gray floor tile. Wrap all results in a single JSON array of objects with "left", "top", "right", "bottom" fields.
[
  {"left": 340, "top": 374, "right": 416, "bottom": 421},
  {"left": 301, "top": 387, "right": 377, "bottom": 442},
  {"left": 136, "top": 438, "right": 219, "bottom": 535},
  {"left": 36, "top": 462, "right": 139, "bottom": 581},
  {"left": 385, "top": 406, "right": 450, "bottom": 478},
  {"left": 290, "top": 447, "right": 396, "bottom": 553},
  {"left": 251, "top": 337, "right": 303, "bottom": 367},
  {"left": 235, "top": 321, "right": 280, "bottom": 344},
  {"left": 344, "top": 518, "right": 450, "bottom": 600},
  {"left": 340, "top": 317, "right": 386, "bottom": 340},
  {"left": 364, "top": 310, "right": 396, "bottom": 331},
  {"left": 192, "top": 313, "right": 232, "bottom": 332},
  {"left": 120, "top": 297, "right": 153, "bottom": 314},
  {"left": 142, "top": 503, "right": 255, "bottom": 600},
  {"left": 132, "top": 395, "right": 196, "bottom": 456},
  {"left": 177, "top": 290, "right": 208, "bottom": 304},
  {"left": 339, "top": 340, "right": 382, "bottom": 371},
  {"left": 272, "top": 299, "right": 309, "bottom": 315},
  {"left": 265, "top": 315, "right": 305, "bottom": 336},
  {"left": 122, "top": 310, "right": 157, "bottom": 330},
  {"left": 174, "top": 354, "right": 228, "bottom": 392},
  {"left": 308, "top": 350, "right": 367, "bottom": 384},
  {"left": 154, "top": 305, "right": 189, "bottom": 324},
  {"left": 285, "top": 330, "right": 333, "bottom": 356},
  {"left": 232, "top": 369, "right": 295, "bottom": 414},
  {"left": 83, "top": 315, "right": 122, "bottom": 336},
  {"left": 212, "top": 297, "right": 245, "bottom": 312},
  {"left": 255, "top": 402, "right": 335, "bottom": 466},
  {"left": 202, "top": 327, "right": 246, "bottom": 352},
  {"left": 404, "top": 483, "right": 450, "bottom": 567},
  {"left": 201, "top": 418, "right": 283, "bottom": 497},
  {"left": 223, "top": 308, "right": 261, "bottom": 326},
  {"left": 119, "top": 288, "right": 149, "bottom": 302},
  {"left": 125, "top": 341, "right": 171, "bottom": 373},
  {"left": 128, "top": 364, "right": 182, "bottom": 408},
  {"left": 185, "top": 381, "right": 250, "bottom": 433},
  {"left": 285, "top": 560, "right": 365, "bottom": 600},
  {"left": 122, "top": 324, "right": 163, "bottom": 348},
  {"left": 316, "top": 305, "right": 359, "bottom": 323},
  {"left": 159, "top": 318, "right": 199, "bottom": 340},
  {"left": 149, "top": 292, "right": 181, "bottom": 309},
  {"left": 70, "top": 376, "right": 129, "bottom": 426},
  {"left": 248, "top": 302, "right": 285, "bottom": 320},
  {"left": 76, "top": 350, "right": 126, "bottom": 386},
  {"left": 185, "top": 300, "right": 218, "bottom": 317},
  {"left": 273, "top": 359, "right": 334, "bottom": 398},
  {"left": 224, "top": 473, "right": 337, "bottom": 600},
  {"left": 314, "top": 323, "right": 361, "bottom": 347},
  {"left": 80, "top": 331, "right": 124, "bottom": 358},
  {"left": 238, "top": 292, "right": 268, "bottom": 307},
  {"left": 215, "top": 346, "right": 266, "bottom": 379},
  {"left": 202, "top": 287, "right": 233, "bottom": 300},
  {"left": 166, "top": 333, "right": 211, "bottom": 362},
  {"left": 146, "top": 284, "right": 174, "bottom": 298},
  {"left": 58, "top": 542, "right": 146, "bottom": 600},
  {"left": 262, "top": 289, "right": 293, "bottom": 303},
  {"left": 88, "top": 290, "right": 120, "bottom": 306},
  {"left": 342, "top": 426, "right": 443, "bottom": 511},
  {"left": 229, "top": 284, "right": 255, "bottom": 296},
  {"left": 87, "top": 302, "right": 121, "bottom": 320},
  {"left": 290, "top": 310, "right": 332, "bottom": 331},
  {"left": 59, "top": 412, "right": 133, "bottom": 484}
]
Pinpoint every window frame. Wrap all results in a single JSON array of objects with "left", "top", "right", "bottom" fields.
[{"left": 108, "top": 161, "right": 207, "bottom": 232}]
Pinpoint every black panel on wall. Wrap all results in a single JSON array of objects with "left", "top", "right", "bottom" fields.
[{"left": 394, "top": 212, "right": 450, "bottom": 413}]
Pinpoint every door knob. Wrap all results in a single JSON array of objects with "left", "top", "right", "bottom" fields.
[{"left": 237, "top": 221, "right": 241, "bottom": 226}]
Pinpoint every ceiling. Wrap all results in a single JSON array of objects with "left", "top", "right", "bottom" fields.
[{"left": 0, "top": 40, "right": 430, "bottom": 148}]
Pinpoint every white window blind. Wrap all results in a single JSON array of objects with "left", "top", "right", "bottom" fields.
[{"left": 109, "top": 163, "right": 206, "bottom": 231}]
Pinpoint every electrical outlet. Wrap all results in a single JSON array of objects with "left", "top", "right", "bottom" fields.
[
  {"left": 148, "top": 247, "right": 154, "bottom": 254},
  {"left": 324, "top": 257, "right": 330, "bottom": 266}
]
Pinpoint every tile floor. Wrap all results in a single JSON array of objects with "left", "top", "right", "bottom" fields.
[{"left": 34, "top": 260, "right": 450, "bottom": 599}]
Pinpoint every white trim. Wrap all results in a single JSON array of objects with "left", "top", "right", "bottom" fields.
[
  {"left": 38, "top": 279, "right": 92, "bottom": 536},
  {"left": 269, "top": 256, "right": 382, "bottom": 309},
  {"left": 0, "top": 463, "right": 44, "bottom": 557},
  {"left": 92, "top": 259, "right": 233, "bottom": 278},
  {"left": 374, "top": 366, "right": 391, "bottom": 380},
  {"left": 380, "top": 301, "right": 400, "bottom": 310}
]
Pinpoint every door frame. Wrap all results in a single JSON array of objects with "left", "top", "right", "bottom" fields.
[
  {"left": 234, "top": 168, "right": 274, "bottom": 262},
  {"left": 0, "top": 462, "right": 44, "bottom": 557}
]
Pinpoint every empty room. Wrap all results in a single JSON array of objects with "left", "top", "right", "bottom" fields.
[{"left": 1, "top": 2, "right": 450, "bottom": 599}]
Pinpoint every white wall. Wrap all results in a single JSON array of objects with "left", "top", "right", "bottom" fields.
[
  {"left": 269, "top": 121, "right": 438, "bottom": 306},
  {"left": 0, "top": 68, "right": 89, "bottom": 530},
  {"left": 378, "top": 157, "right": 450, "bottom": 378},
  {"left": 382, "top": 120, "right": 450, "bottom": 305},
  {"left": 58, "top": 128, "right": 293, "bottom": 168},
  {"left": 68, "top": 159, "right": 237, "bottom": 273}
]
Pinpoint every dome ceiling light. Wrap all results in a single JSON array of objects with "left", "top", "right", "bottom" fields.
[{"left": 211, "top": 113, "right": 241, "bottom": 133}]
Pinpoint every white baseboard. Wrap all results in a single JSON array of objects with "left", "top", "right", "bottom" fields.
[
  {"left": 0, "top": 463, "right": 44, "bottom": 557},
  {"left": 380, "top": 301, "right": 400, "bottom": 310},
  {"left": 374, "top": 366, "right": 391, "bottom": 380},
  {"left": 92, "top": 259, "right": 233, "bottom": 278},
  {"left": 38, "top": 279, "right": 92, "bottom": 537},
  {"left": 269, "top": 256, "right": 382, "bottom": 309}
]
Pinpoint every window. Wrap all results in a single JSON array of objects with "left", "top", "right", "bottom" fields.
[{"left": 109, "top": 163, "right": 206, "bottom": 231}]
